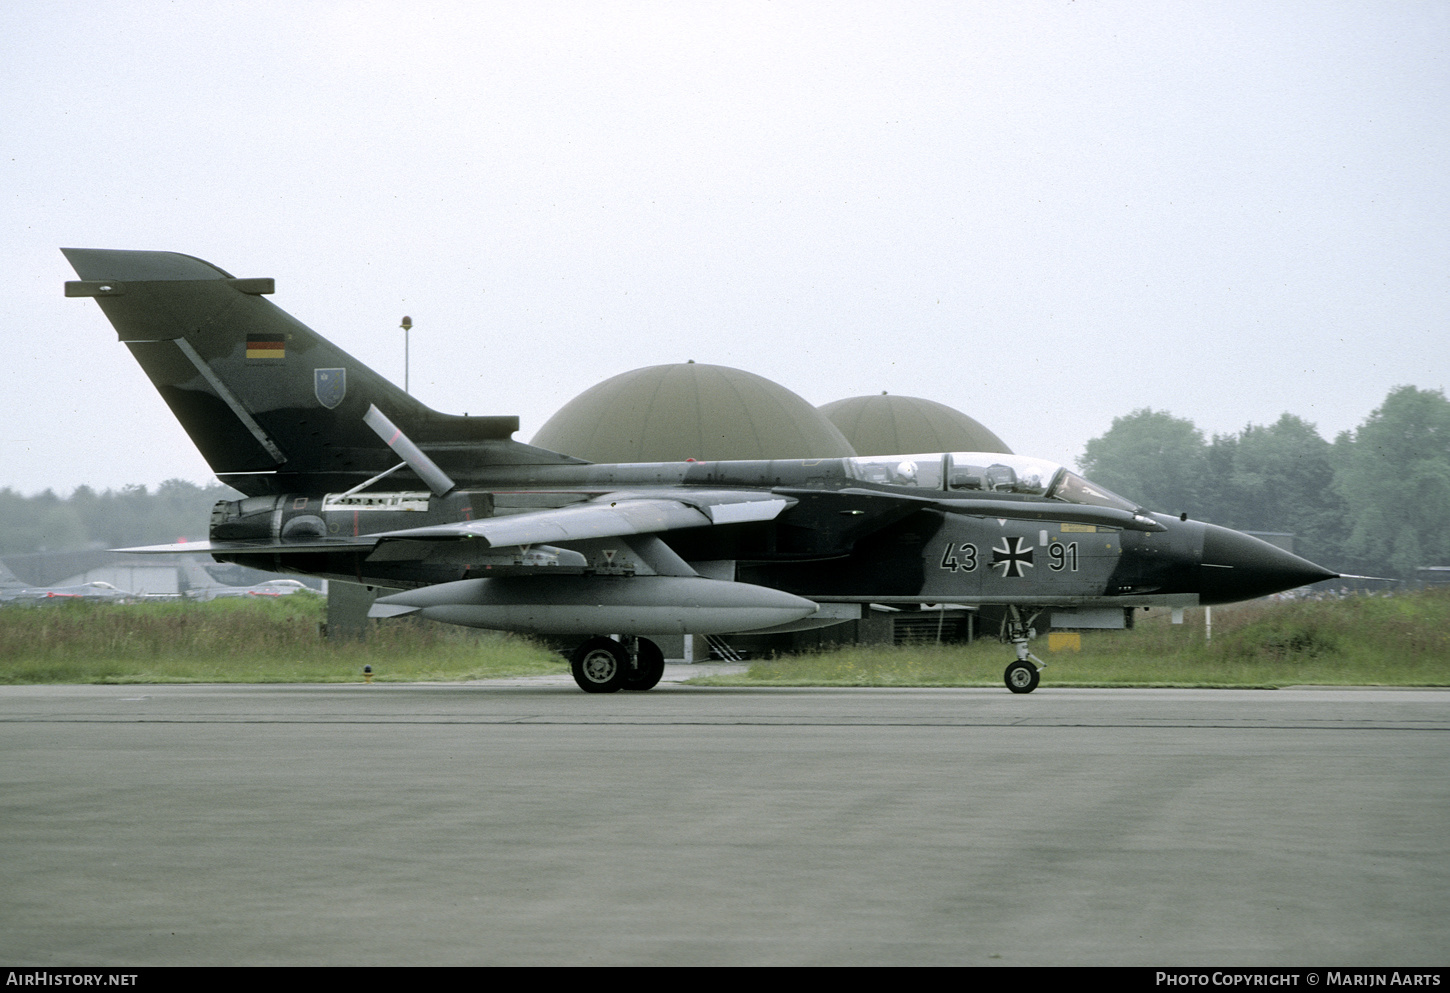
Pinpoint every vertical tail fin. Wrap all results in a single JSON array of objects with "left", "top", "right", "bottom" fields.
[{"left": 62, "top": 249, "right": 573, "bottom": 496}]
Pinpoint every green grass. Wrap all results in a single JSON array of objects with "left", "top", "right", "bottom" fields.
[
  {"left": 692, "top": 588, "right": 1450, "bottom": 689},
  {"left": 0, "top": 595, "right": 563, "bottom": 684},
  {"left": 5, "top": 588, "right": 1449, "bottom": 688}
]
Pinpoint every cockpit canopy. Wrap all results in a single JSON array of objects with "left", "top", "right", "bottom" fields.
[{"left": 844, "top": 452, "right": 1140, "bottom": 513}]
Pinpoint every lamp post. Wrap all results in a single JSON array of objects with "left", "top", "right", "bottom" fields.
[{"left": 400, "top": 315, "right": 412, "bottom": 394}]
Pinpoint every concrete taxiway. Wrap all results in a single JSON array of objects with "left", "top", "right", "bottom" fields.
[{"left": 1, "top": 679, "right": 1446, "bottom": 966}]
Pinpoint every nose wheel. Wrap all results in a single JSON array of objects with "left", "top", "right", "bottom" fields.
[
  {"left": 1000, "top": 606, "right": 1045, "bottom": 693},
  {"left": 1004, "top": 659, "right": 1040, "bottom": 693}
]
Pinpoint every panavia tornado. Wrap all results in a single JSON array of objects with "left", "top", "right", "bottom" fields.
[{"left": 63, "top": 249, "right": 1337, "bottom": 693}]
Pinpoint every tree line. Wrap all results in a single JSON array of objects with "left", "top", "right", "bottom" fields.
[
  {"left": 0, "top": 479, "right": 240, "bottom": 556},
  {"left": 1078, "top": 385, "right": 1450, "bottom": 579}
]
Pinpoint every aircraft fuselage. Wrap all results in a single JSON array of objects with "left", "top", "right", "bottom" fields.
[{"left": 206, "top": 454, "right": 1326, "bottom": 612}]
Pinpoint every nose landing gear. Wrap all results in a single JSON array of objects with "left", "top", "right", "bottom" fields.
[{"left": 1001, "top": 606, "right": 1045, "bottom": 693}]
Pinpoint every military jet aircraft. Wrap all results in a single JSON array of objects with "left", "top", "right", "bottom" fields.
[
  {"left": 186, "top": 578, "right": 321, "bottom": 601},
  {"left": 0, "top": 580, "right": 141, "bottom": 605},
  {"left": 63, "top": 248, "right": 1337, "bottom": 692}
]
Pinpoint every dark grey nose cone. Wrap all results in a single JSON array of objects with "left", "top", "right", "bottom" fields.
[{"left": 1199, "top": 525, "right": 1338, "bottom": 605}]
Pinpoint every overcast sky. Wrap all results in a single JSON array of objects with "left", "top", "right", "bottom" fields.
[{"left": 4, "top": 1, "right": 1446, "bottom": 496}]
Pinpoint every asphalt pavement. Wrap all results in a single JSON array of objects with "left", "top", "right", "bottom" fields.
[{"left": 2, "top": 681, "right": 1446, "bottom": 966}]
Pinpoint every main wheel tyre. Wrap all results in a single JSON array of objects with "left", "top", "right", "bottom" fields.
[
  {"left": 1004, "top": 660, "right": 1040, "bottom": 694},
  {"left": 571, "top": 637, "right": 628, "bottom": 693},
  {"left": 621, "top": 638, "right": 666, "bottom": 691}
]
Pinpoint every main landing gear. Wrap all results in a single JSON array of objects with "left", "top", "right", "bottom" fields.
[
  {"left": 1000, "top": 606, "right": 1045, "bottom": 694},
  {"left": 569, "top": 636, "right": 666, "bottom": 693}
]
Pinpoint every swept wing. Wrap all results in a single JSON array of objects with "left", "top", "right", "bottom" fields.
[{"left": 119, "top": 490, "right": 796, "bottom": 561}]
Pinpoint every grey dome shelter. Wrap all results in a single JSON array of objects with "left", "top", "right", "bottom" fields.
[
  {"left": 818, "top": 393, "right": 1012, "bottom": 457},
  {"left": 531, "top": 362, "right": 856, "bottom": 463}
]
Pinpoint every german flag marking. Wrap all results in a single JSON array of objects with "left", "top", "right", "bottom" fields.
[{"left": 246, "top": 334, "right": 285, "bottom": 360}]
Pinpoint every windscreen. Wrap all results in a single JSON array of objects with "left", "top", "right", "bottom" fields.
[{"left": 1048, "top": 470, "right": 1139, "bottom": 512}]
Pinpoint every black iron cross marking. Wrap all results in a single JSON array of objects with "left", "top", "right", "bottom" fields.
[{"left": 990, "top": 536, "right": 1035, "bottom": 578}]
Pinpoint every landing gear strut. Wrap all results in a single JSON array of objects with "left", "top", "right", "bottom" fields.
[
  {"left": 1000, "top": 606, "right": 1045, "bottom": 694},
  {"left": 569, "top": 636, "right": 665, "bottom": 693}
]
